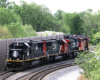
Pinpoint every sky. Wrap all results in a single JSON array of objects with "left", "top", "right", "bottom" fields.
[{"left": 9, "top": 0, "right": 100, "bottom": 14}]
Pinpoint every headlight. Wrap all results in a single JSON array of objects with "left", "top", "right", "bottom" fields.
[{"left": 12, "top": 51, "right": 18, "bottom": 58}]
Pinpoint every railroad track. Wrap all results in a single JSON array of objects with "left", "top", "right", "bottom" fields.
[
  {"left": 0, "top": 71, "right": 11, "bottom": 76},
  {"left": 16, "top": 59, "right": 76, "bottom": 80},
  {"left": 1, "top": 51, "right": 93, "bottom": 80},
  {"left": 29, "top": 63, "right": 76, "bottom": 80},
  {"left": 0, "top": 70, "right": 17, "bottom": 80}
]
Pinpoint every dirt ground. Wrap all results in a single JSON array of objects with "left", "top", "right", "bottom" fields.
[{"left": 77, "top": 75, "right": 90, "bottom": 80}]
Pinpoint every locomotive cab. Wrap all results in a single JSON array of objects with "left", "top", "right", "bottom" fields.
[
  {"left": 8, "top": 41, "right": 30, "bottom": 60},
  {"left": 46, "top": 39, "right": 61, "bottom": 56},
  {"left": 64, "top": 35, "right": 79, "bottom": 51},
  {"left": 67, "top": 38, "right": 79, "bottom": 52},
  {"left": 7, "top": 41, "right": 30, "bottom": 69},
  {"left": 66, "top": 38, "right": 79, "bottom": 58},
  {"left": 45, "top": 39, "right": 61, "bottom": 61}
]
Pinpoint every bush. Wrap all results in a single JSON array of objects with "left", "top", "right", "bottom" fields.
[
  {"left": 0, "top": 24, "right": 37, "bottom": 39},
  {"left": 75, "top": 43, "right": 100, "bottom": 80},
  {"left": 22, "top": 24, "right": 37, "bottom": 37},
  {"left": 0, "top": 26, "right": 13, "bottom": 39},
  {"left": 7, "top": 25, "right": 25, "bottom": 38}
]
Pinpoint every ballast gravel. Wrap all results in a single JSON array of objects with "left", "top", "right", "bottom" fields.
[
  {"left": 43, "top": 65, "right": 83, "bottom": 80},
  {"left": 6, "top": 60, "right": 75, "bottom": 80}
]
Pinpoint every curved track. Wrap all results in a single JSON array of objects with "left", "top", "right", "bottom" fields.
[
  {"left": 0, "top": 70, "right": 17, "bottom": 80},
  {"left": 16, "top": 59, "right": 76, "bottom": 80},
  {"left": 30, "top": 63, "right": 76, "bottom": 80}
]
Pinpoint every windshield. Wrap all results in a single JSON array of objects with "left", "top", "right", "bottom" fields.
[
  {"left": 10, "top": 46, "right": 23, "bottom": 49},
  {"left": 10, "top": 43, "right": 23, "bottom": 49}
]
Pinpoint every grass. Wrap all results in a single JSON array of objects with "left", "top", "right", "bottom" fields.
[{"left": 77, "top": 75, "right": 90, "bottom": 80}]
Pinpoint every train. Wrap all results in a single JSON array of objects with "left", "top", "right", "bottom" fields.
[{"left": 6, "top": 35, "right": 89, "bottom": 70}]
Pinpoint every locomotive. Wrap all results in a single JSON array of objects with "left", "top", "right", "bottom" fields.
[
  {"left": 6, "top": 35, "right": 89, "bottom": 70},
  {"left": 64, "top": 35, "right": 89, "bottom": 58}
]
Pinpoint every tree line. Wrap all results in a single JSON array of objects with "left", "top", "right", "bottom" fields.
[{"left": 0, "top": 0, "right": 100, "bottom": 44}]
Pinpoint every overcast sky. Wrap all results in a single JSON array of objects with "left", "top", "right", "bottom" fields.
[{"left": 9, "top": 0, "right": 100, "bottom": 14}]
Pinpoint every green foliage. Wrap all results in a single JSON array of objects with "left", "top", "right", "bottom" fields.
[
  {"left": 22, "top": 24, "right": 37, "bottom": 37},
  {"left": 78, "top": 9, "right": 100, "bottom": 44},
  {"left": 0, "top": 0, "right": 7, "bottom": 8},
  {"left": 7, "top": 25, "right": 24, "bottom": 38},
  {"left": 7, "top": 24, "right": 37, "bottom": 38},
  {"left": 52, "top": 32, "right": 56, "bottom": 35},
  {"left": 54, "top": 10, "right": 68, "bottom": 33},
  {"left": 14, "top": 1, "right": 60, "bottom": 32},
  {"left": 0, "top": 8, "right": 21, "bottom": 25},
  {"left": 64, "top": 13, "right": 76, "bottom": 34},
  {"left": 75, "top": 44, "right": 100, "bottom": 80},
  {"left": 70, "top": 14, "right": 84, "bottom": 35},
  {"left": 0, "top": 24, "right": 37, "bottom": 39},
  {"left": 0, "top": 0, "right": 100, "bottom": 43},
  {"left": 64, "top": 13, "right": 84, "bottom": 35},
  {"left": 0, "top": 26, "right": 13, "bottom": 39},
  {"left": 94, "top": 32, "right": 100, "bottom": 39},
  {"left": 44, "top": 33, "right": 48, "bottom": 36},
  {"left": 54, "top": 10, "right": 64, "bottom": 20},
  {"left": 92, "top": 32, "right": 100, "bottom": 44}
]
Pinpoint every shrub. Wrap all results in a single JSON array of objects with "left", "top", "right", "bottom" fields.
[
  {"left": 75, "top": 43, "right": 100, "bottom": 80},
  {"left": 22, "top": 24, "right": 37, "bottom": 37},
  {"left": 0, "top": 26, "right": 13, "bottom": 39}
]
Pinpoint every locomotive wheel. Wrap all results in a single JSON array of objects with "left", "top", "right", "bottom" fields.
[
  {"left": 73, "top": 52, "right": 77, "bottom": 58},
  {"left": 53, "top": 56, "right": 55, "bottom": 62},
  {"left": 42, "top": 58, "right": 46, "bottom": 64},
  {"left": 65, "top": 53, "right": 68, "bottom": 59},
  {"left": 49, "top": 57, "right": 52, "bottom": 63},
  {"left": 63, "top": 54, "right": 66, "bottom": 59},
  {"left": 26, "top": 62, "right": 29, "bottom": 68},
  {"left": 40, "top": 58, "right": 44, "bottom": 65},
  {"left": 25, "top": 62, "right": 28, "bottom": 69},
  {"left": 24, "top": 62, "right": 28, "bottom": 69},
  {"left": 49, "top": 56, "right": 55, "bottom": 62},
  {"left": 22, "top": 62, "right": 25, "bottom": 70},
  {"left": 29, "top": 61, "right": 32, "bottom": 67}
]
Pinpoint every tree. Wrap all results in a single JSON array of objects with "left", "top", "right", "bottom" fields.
[
  {"left": 54, "top": 10, "right": 66, "bottom": 33},
  {"left": 70, "top": 14, "right": 84, "bottom": 34},
  {"left": 54, "top": 10, "right": 64, "bottom": 20},
  {"left": 0, "top": 8, "right": 21, "bottom": 25},
  {"left": 14, "top": 1, "right": 58, "bottom": 31},
  {"left": 0, "top": 0, "right": 14, "bottom": 8},
  {"left": 63, "top": 13, "right": 77, "bottom": 34},
  {"left": 64, "top": 13, "right": 84, "bottom": 35},
  {"left": 78, "top": 9, "right": 100, "bottom": 44},
  {"left": 0, "top": 0, "right": 7, "bottom": 8}
]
